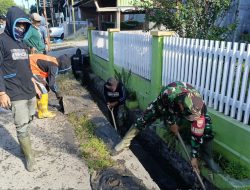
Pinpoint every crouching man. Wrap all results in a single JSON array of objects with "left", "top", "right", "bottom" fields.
[
  {"left": 113, "top": 81, "right": 221, "bottom": 173},
  {"left": 104, "top": 77, "right": 127, "bottom": 134},
  {"left": 29, "top": 54, "right": 65, "bottom": 118}
]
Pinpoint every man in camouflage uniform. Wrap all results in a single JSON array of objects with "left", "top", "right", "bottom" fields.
[{"left": 113, "top": 81, "right": 221, "bottom": 173}]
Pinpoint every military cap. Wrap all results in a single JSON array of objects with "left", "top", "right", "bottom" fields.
[{"left": 183, "top": 92, "right": 204, "bottom": 121}]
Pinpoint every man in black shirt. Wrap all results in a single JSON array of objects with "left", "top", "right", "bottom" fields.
[
  {"left": 104, "top": 77, "right": 126, "bottom": 133},
  {"left": 0, "top": 6, "right": 39, "bottom": 172}
]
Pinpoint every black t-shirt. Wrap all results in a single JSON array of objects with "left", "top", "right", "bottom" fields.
[
  {"left": 0, "top": 7, "right": 36, "bottom": 101},
  {"left": 104, "top": 82, "right": 126, "bottom": 105}
]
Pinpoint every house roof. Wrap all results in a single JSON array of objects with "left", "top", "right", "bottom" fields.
[
  {"left": 73, "top": 0, "right": 95, "bottom": 7},
  {"left": 73, "top": 0, "right": 116, "bottom": 8},
  {"left": 74, "top": 0, "right": 143, "bottom": 12}
]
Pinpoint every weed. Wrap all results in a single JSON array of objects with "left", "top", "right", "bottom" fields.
[
  {"left": 214, "top": 152, "right": 249, "bottom": 180},
  {"left": 114, "top": 68, "right": 137, "bottom": 101},
  {"left": 68, "top": 113, "right": 114, "bottom": 173},
  {"left": 56, "top": 72, "right": 83, "bottom": 96}
]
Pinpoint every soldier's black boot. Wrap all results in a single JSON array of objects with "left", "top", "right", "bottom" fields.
[{"left": 202, "top": 140, "right": 222, "bottom": 173}]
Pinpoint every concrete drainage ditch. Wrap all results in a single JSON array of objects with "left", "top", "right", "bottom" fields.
[{"left": 79, "top": 70, "right": 216, "bottom": 190}]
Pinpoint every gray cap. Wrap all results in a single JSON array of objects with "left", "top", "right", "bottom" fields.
[
  {"left": 31, "top": 13, "right": 41, "bottom": 21},
  {"left": 107, "top": 77, "right": 118, "bottom": 86}
]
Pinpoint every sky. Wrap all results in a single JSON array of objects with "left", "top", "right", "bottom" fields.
[{"left": 14, "top": 0, "right": 36, "bottom": 9}]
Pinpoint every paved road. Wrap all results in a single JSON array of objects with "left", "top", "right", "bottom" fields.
[{"left": 48, "top": 40, "right": 89, "bottom": 57}]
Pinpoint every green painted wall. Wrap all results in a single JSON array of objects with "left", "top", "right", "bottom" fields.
[
  {"left": 209, "top": 108, "right": 250, "bottom": 174},
  {"left": 113, "top": 65, "right": 152, "bottom": 108},
  {"left": 88, "top": 29, "right": 250, "bottom": 189},
  {"left": 91, "top": 55, "right": 110, "bottom": 80}
]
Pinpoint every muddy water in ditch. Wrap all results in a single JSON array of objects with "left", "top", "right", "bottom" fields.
[{"left": 89, "top": 89, "right": 191, "bottom": 190}]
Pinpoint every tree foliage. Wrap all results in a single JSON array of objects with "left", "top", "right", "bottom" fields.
[
  {"left": 134, "top": 0, "right": 236, "bottom": 40},
  {"left": 0, "top": 0, "right": 16, "bottom": 15}
]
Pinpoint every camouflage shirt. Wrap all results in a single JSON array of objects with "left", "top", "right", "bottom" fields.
[{"left": 134, "top": 81, "right": 214, "bottom": 158}]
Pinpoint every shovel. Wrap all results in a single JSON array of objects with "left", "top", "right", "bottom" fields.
[
  {"left": 176, "top": 132, "right": 207, "bottom": 190},
  {"left": 108, "top": 106, "right": 117, "bottom": 131}
]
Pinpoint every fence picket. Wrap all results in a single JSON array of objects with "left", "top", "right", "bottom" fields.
[
  {"left": 244, "top": 84, "right": 250, "bottom": 124},
  {"left": 132, "top": 34, "right": 136, "bottom": 74},
  {"left": 184, "top": 39, "right": 191, "bottom": 82},
  {"left": 200, "top": 40, "right": 209, "bottom": 97},
  {"left": 196, "top": 39, "right": 204, "bottom": 91},
  {"left": 219, "top": 42, "right": 232, "bottom": 112},
  {"left": 231, "top": 43, "right": 246, "bottom": 119},
  {"left": 166, "top": 37, "right": 172, "bottom": 85},
  {"left": 208, "top": 41, "right": 220, "bottom": 107},
  {"left": 237, "top": 44, "right": 250, "bottom": 121},
  {"left": 181, "top": 38, "right": 186, "bottom": 81},
  {"left": 169, "top": 38, "right": 174, "bottom": 83},
  {"left": 173, "top": 37, "right": 178, "bottom": 82},
  {"left": 192, "top": 39, "right": 199, "bottom": 86},
  {"left": 188, "top": 39, "right": 195, "bottom": 84},
  {"left": 204, "top": 41, "right": 214, "bottom": 104},
  {"left": 214, "top": 41, "right": 225, "bottom": 110},
  {"left": 225, "top": 43, "right": 238, "bottom": 115}
]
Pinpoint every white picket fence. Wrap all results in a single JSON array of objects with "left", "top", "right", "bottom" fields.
[
  {"left": 91, "top": 30, "right": 109, "bottom": 61},
  {"left": 162, "top": 37, "right": 250, "bottom": 124},
  {"left": 113, "top": 32, "right": 152, "bottom": 80}
]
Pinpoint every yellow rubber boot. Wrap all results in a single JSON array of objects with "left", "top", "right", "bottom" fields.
[{"left": 37, "top": 94, "right": 56, "bottom": 119}]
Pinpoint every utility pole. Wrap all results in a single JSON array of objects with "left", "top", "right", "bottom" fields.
[
  {"left": 71, "top": 0, "right": 76, "bottom": 34},
  {"left": 26, "top": 0, "right": 30, "bottom": 12},
  {"left": 22, "top": 0, "right": 25, "bottom": 11},
  {"left": 36, "top": 0, "right": 39, "bottom": 13},
  {"left": 50, "top": 0, "right": 54, "bottom": 26},
  {"left": 43, "top": 0, "right": 50, "bottom": 45}
]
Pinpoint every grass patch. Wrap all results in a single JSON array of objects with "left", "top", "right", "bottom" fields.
[
  {"left": 214, "top": 152, "right": 249, "bottom": 180},
  {"left": 56, "top": 72, "right": 83, "bottom": 96},
  {"left": 68, "top": 113, "right": 114, "bottom": 173}
]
